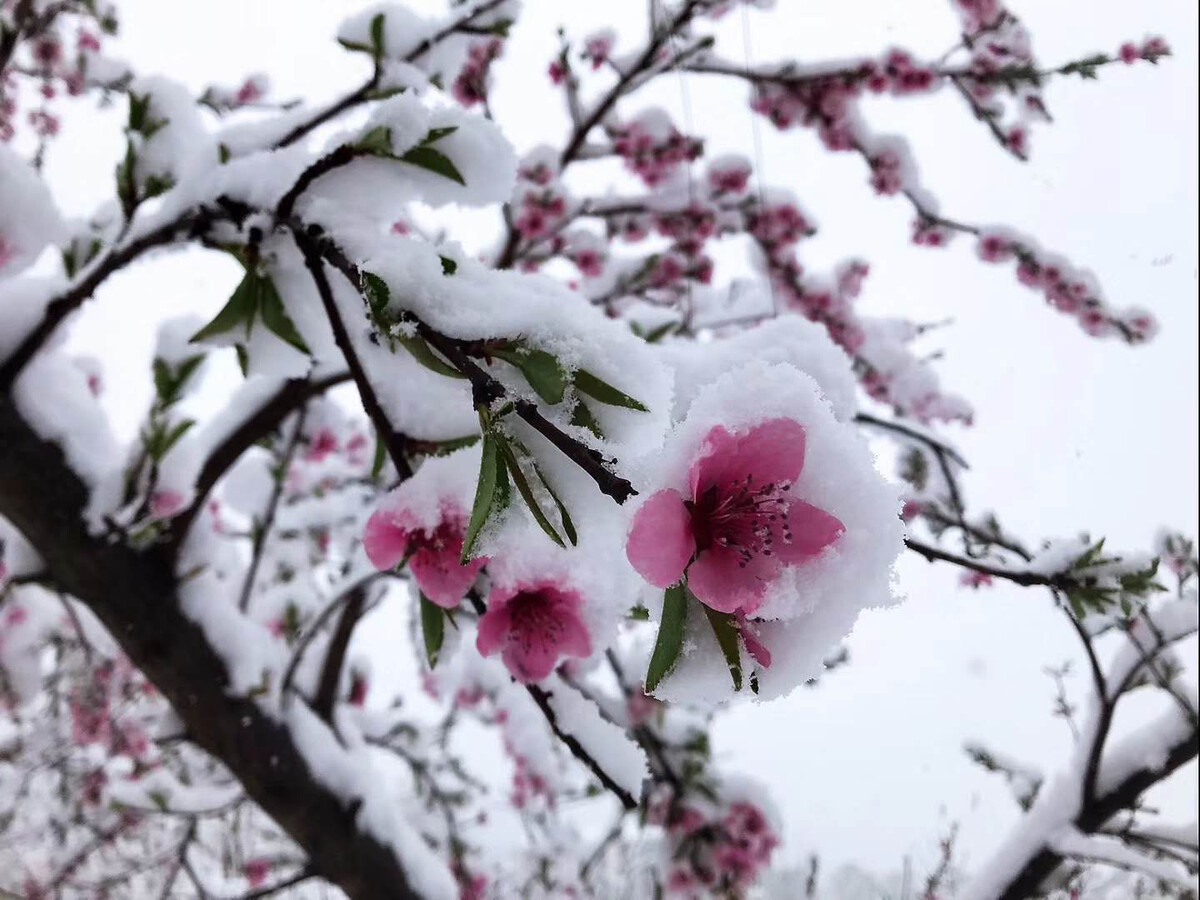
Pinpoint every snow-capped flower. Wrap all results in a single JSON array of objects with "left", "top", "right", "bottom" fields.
[
  {"left": 243, "top": 859, "right": 271, "bottom": 888},
  {"left": 476, "top": 580, "right": 592, "bottom": 682},
  {"left": 627, "top": 419, "right": 844, "bottom": 615},
  {"left": 364, "top": 505, "right": 485, "bottom": 609},
  {"left": 150, "top": 489, "right": 186, "bottom": 520}
]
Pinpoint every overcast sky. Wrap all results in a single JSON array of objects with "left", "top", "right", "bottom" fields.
[{"left": 38, "top": 0, "right": 1199, "bottom": 886}]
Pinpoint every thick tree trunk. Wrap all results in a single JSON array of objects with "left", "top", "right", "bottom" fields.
[{"left": 0, "top": 395, "right": 423, "bottom": 900}]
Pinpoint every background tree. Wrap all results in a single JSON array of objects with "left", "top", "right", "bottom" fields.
[{"left": 0, "top": 1, "right": 1195, "bottom": 897}]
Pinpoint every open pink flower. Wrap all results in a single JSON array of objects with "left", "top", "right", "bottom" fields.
[
  {"left": 363, "top": 506, "right": 485, "bottom": 609},
  {"left": 243, "top": 859, "right": 271, "bottom": 888},
  {"left": 626, "top": 419, "right": 844, "bottom": 615},
  {"left": 476, "top": 580, "right": 592, "bottom": 683}
]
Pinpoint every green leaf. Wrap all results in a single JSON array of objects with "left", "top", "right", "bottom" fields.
[
  {"left": 702, "top": 605, "right": 743, "bottom": 692},
  {"left": 398, "top": 145, "right": 465, "bottom": 185},
  {"left": 494, "top": 434, "right": 564, "bottom": 548},
  {"left": 461, "top": 434, "right": 509, "bottom": 562},
  {"left": 235, "top": 344, "right": 250, "bottom": 377},
  {"left": 573, "top": 369, "right": 649, "bottom": 412},
  {"left": 642, "top": 321, "right": 678, "bottom": 344},
  {"left": 419, "top": 593, "right": 446, "bottom": 668},
  {"left": 142, "top": 173, "right": 175, "bottom": 200},
  {"left": 628, "top": 604, "right": 650, "bottom": 621},
  {"left": 218, "top": 143, "right": 232, "bottom": 164},
  {"left": 492, "top": 347, "right": 567, "bottom": 405},
  {"left": 396, "top": 333, "right": 465, "bottom": 379},
  {"left": 116, "top": 140, "right": 138, "bottom": 217},
  {"left": 258, "top": 276, "right": 311, "bottom": 354},
  {"left": 533, "top": 463, "right": 577, "bottom": 546},
  {"left": 127, "top": 92, "right": 151, "bottom": 133},
  {"left": 371, "top": 429, "right": 388, "bottom": 480},
  {"left": 645, "top": 583, "right": 687, "bottom": 693},
  {"left": 190, "top": 274, "right": 258, "bottom": 344},
  {"left": 421, "top": 125, "right": 459, "bottom": 145},
  {"left": 439, "top": 255, "right": 458, "bottom": 276},
  {"left": 369, "top": 11, "right": 386, "bottom": 58},
  {"left": 355, "top": 125, "right": 395, "bottom": 157},
  {"left": 156, "top": 419, "right": 195, "bottom": 460},
  {"left": 570, "top": 400, "right": 604, "bottom": 439}
]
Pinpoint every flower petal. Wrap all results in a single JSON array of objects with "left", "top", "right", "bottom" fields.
[
  {"left": 411, "top": 542, "right": 486, "bottom": 609},
  {"left": 687, "top": 546, "right": 777, "bottom": 614},
  {"left": 689, "top": 419, "right": 806, "bottom": 496},
  {"left": 475, "top": 593, "right": 513, "bottom": 659},
  {"left": 362, "top": 510, "right": 411, "bottom": 571},
  {"left": 776, "top": 500, "right": 844, "bottom": 563},
  {"left": 626, "top": 490, "right": 694, "bottom": 588}
]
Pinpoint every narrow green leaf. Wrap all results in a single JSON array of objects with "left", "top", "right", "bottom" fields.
[
  {"left": 218, "top": 143, "right": 232, "bottom": 164},
  {"left": 573, "top": 369, "right": 649, "bottom": 412},
  {"left": 156, "top": 419, "right": 195, "bottom": 460},
  {"left": 355, "top": 125, "right": 394, "bottom": 157},
  {"left": 494, "top": 434, "right": 564, "bottom": 548},
  {"left": 398, "top": 145, "right": 465, "bottom": 185},
  {"left": 190, "top": 275, "right": 257, "bottom": 344},
  {"left": 235, "top": 344, "right": 250, "bottom": 377},
  {"left": 645, "top": 583, "right": 687, "bottom": 693},
  {"left": 152, "top": 358, "right": 174, "bottom": 402},
  {"left": 533, "top": 463, "right": 577, "bottom": 546},
  {"left": 702, "top": 605, "right": 743, "bottom": 692},
  {"left": 643, "top": 321, "right": 678, "bottom": 344},
  {"left": 439, "top": 255, "right": 458, "bottom": 276},
  {"left": 396, "top": 333, "right": 465, "bottom": 379},
  {"left": 570, "top": 400, "right": 605, "bottom": 439},
  {"left": 461, "top": 435, "right": 505, "bottom": 562},
  {"left": 421, "top": 125, "right": 459, "bottom": 145},
  {"left": 419, "top": 593, "right": 446, "bottom": 668},
  {"left": 369, "top": 12, "right": 386, "bottom": 58},
  {"left": 258, "top": 277, "right": 311, "bottom": 354},
  {"left": 492, "top": 347, "right": 567, "bottom": 404},
  {"left": 371, "top": 429, "right": 387, "bottom": 480}
]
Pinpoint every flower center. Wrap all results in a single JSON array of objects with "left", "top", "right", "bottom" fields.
[
  {"left": 508, "top": 591, "right": 565, "bottom": 652},
  {"left": 688, "top": 475, "right": 793, "bottom": 567}
]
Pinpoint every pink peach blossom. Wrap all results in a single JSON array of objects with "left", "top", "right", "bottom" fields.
[
  {"left": 476, "top": 580, "right": 592, "bottom": 683},
  {"left": 363, "top": 506, "right": 485, "bottom": 609},
  {"left": 626, "top": 419, "right": 844, "bottom": 615}
]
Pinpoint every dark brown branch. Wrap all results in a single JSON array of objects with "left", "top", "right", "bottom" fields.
[
  {"left": 294, "top": 230, "right": 414, "bottom": 481},
  {"left": 0, "top": 396, "right": 423, "bottom": 900},
  {"left": 0, "top": 0, "right": 35, "bottom": 74},
  {"left": 238, "top": 403, "right": 310, "bottom": 613},
  {"left": 275, "top": 145, "right": 366, "bottom": 223},
  {"left": 905, "top": 538, "right": 1071, "bottom": 588},
  {"left": 0, "top": 210, "right": 207, "bottom": 391},
  {"left": 274, "top": 0, "right": 512, "bottom": 149},
  {"left": 297, "top": 226, "right": 637, "bottom": 504},
  {"left": 313, "top": 584, "right": 369, "bottom": 722},
  {"left": 234, "top": 867, "right": 317, "bottom": 900},
  {"left": 168, "top": 373, "right": 350, "bottom": 548},
  {"left": 994, "top": 729, "right": 1198, "bottom": 900}
]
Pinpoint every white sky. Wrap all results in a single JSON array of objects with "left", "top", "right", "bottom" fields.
[{"left": 38, "top": 0, "right": 1199, "bottom": 887}]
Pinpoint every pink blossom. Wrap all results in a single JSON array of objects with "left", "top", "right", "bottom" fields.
[
  {"left": 150, "top": 490, "right": 185, "bottom": 520},
  {"left": 977, "top": 234, "right": 1014, "bottom": 263},
  {"left": 959, "top": 571, "right": 994, "bottom": 589},
  {"left": 1006, "top": 126, "right": 1028, "bottom": 158},
  {"left": 1119, "top": 42, "right": 1140, "bottom": 64},
  {"left": 547, "top": 60, "right": 566, "bottom": 85},
  {"left": 243, "top": 858, "right": 271, "bottom": 888},
  {"left": 0, "top": 235, "right": 15, "bottom": 270},
  {"left": 582, "top": 31, "right": 614, "bottom": 70},
  {"left": 348, "top": 672, "right": 368, "bottom": 707},
  {"left": 305, "top": 428, "right": 339, "bottom": 462},
  {"left": 476, "top": 580, "right": 592, "bottom": 683},
  {"left": 900, "top": 500, "right": 924, "bottom": 522},
  {"left": 3, "top": 604, "right": 26, "bottom": 627},
  {"left": 626, "top": 419, "right": 844, "bottom": 615},
  {"left": 363, "top": 506, "right": 485, "bottom": 609},
  {"left": 707, "top": 159, "right": 750, "bottom": 195},
  {"left": 78, "top": 31, "right": 102, "bottom": 53},
  {"left": 570, "top": 248, "right": 605, "bottom": 278}
]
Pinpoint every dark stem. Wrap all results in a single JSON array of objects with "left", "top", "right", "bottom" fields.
[
  {"left": 313, "top": 585, "right": 369, "bottom": 722},
  {"left": 238, "top": 403, "right": 310, "bottom": 613},
  {"left": 294, "top": 230, "right": 414, "bottom": 480}
]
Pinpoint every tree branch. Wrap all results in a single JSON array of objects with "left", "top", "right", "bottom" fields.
[
  {"left": 0, "top": 395, "right": 425, "bottom": 900},
  {"left": 312, "top": 584, "right": 369, "bottom": 722}
]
